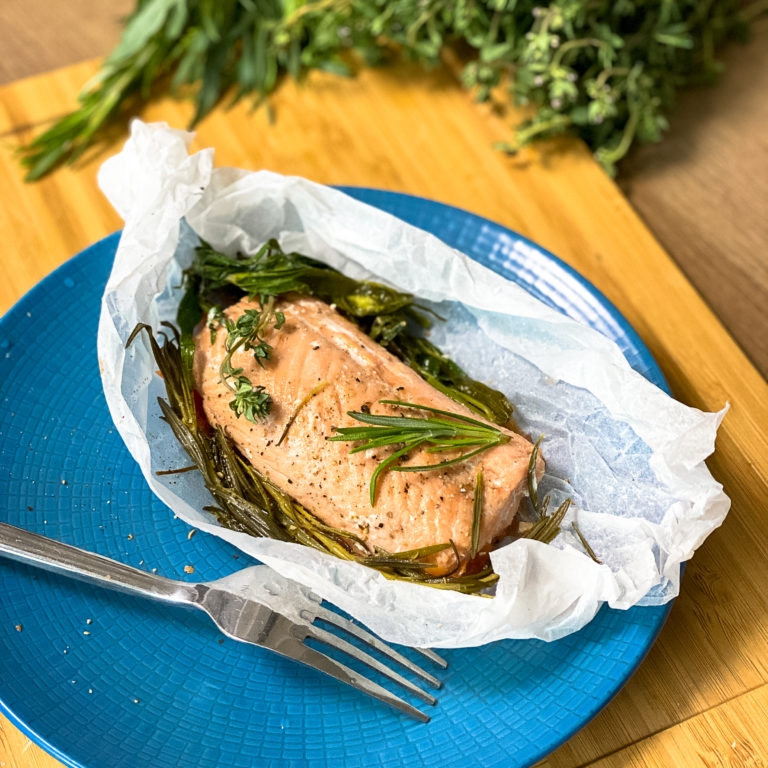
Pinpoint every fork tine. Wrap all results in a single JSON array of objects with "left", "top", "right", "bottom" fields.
[
  {"left": 283, "top": 640, "right": 431, "bottom": 722},
  {"left": 303, "top": 587, "right": 447, "bottom": 668},
  {"left": 411, "top": 647, "right": 448, "bottom": 668},
  {"left": 302, "top": 605, "right": 443, "bottom": 687},
  {"left": 306, "top": 624, "right": 438, "bottom": 706}
]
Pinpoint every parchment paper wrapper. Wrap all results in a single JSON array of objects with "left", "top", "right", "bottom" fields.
[{"left": 97, "top": 121, "right": 730, "bottom": 647}]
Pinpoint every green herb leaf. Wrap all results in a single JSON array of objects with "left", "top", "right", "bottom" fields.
[
  {"left": 229, "top": 377, "right": 272, "bottom": 422},
  {"left": 527, "top": 435, "right": 543, "bottom": 513},
  {"left": 176, "top": 274, "right": 203, "bottom": 336},
  {"left": 19, "top": 0, "right": 752, "bottom": 179},
  {"left": 470, "top": 470, "right": 484, "bottom": 559},
  {"left": 571, "top": 520, "right": 602, "bottom": 563},
  {"left": 524, "top": 497, "right": 571, "bottom": 544},
  {"left": 217, "top": 296, "right": 284, "bottom": 422},
  {"left": 329, "top": 400, "right": 510, "bottom": 505}
]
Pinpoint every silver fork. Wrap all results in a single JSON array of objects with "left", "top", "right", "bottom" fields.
[{"left": 0, "top": 522, "right": 446, "bottom": 722}]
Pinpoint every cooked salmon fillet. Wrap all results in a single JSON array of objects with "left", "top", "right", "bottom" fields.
[{"left": 193, "top": 295, "right": 538, "bottom": 574}]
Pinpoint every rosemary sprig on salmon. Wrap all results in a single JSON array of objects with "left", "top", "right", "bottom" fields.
[{"left": 328, "top": 401, "right": 511, "bottom": 505}]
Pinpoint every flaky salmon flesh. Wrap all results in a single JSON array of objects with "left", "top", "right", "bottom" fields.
[{"left": 194, "top": 295, "right": 539, "bottom": 574}]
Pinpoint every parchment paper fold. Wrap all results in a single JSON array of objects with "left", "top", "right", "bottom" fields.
[{"left": 97, "top": 121, "right": 729, "bottom": 647}]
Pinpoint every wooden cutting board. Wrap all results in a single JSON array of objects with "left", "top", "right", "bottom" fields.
[{"left": 1, "top": 59, "right": 767, "bottom": 768}]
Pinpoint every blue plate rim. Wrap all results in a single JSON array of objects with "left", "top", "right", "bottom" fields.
[
  {"left": 0, "top": 191, "right": 673, "bottom": 768},
  {"left": 0, "top": 232, "right": 122, "bottom": 328}
]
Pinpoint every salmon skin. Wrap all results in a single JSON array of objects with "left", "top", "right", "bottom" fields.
[{"left": 194, "top": 294, "right": 538, "bottom": 574}]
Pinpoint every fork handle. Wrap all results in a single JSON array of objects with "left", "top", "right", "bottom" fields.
[{"left": 0, "top": 523, "right": 197, "bottom": 605}]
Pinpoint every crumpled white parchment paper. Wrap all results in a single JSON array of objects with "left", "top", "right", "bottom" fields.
[{"left": 96, "top": 120, "right": 729, "bottom": 647}]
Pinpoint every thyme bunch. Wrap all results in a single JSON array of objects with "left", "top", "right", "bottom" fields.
[{"left": 19, "top": 0, "right": 756, "bottom": 180}]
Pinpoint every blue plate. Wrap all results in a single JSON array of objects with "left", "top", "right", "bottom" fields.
[{"left": 0, "top": 189, "right": 672, "bottom": 768}]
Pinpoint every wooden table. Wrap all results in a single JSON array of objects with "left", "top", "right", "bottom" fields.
[
  {"left": 1, "top": 31, "right": 768, "bottom": 768},
  {"left": 2, "top": 2, "right": 766, "bottom": 379}
]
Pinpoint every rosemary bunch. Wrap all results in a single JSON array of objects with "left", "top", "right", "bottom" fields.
[{"left": 20, "top": 0, "right": 756, "bottom": 179}]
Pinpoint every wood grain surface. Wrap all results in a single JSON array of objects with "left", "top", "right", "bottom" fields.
[
  {"left": 0, "top": 26, "right": 767, "bottom": 768},
  {"left": 619, "top": 17, "right": 768, "bottom": 379},
  {"left": 0, "top": 1, "right": 765, "bottom": 383},
  {"left": 0, "top": 0, "right": 132, "bottom": 86}
]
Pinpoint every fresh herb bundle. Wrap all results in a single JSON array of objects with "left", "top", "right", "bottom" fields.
[{"left": 19, "top": 0, "right": 756, "bottom": 180}]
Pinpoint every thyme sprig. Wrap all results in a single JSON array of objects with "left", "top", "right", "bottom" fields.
[
  {"left": 328, "top": 400, "right": 510, "bottom": 506},
  {"left": 227, "top": 378, "right": 272, "bottom": 423},
  {"left": 217, "top": 296, "right": 285, "bottom": 423}
]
